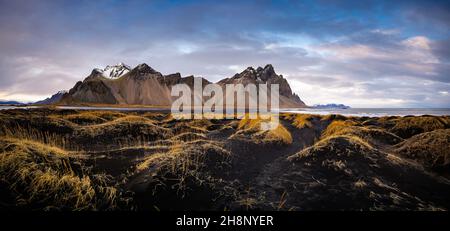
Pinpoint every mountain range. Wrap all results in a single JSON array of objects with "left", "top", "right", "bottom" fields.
[
  {"left": 35, "top": 90, "right": 68, "bottom": 105},
  {"left": 42, "top": 63, "right": 306, "bottom": 108},
  {"left": 0, "top": 100, "right": 23, "bottom": 105},
  {"left": 312, "top": 104, "right": 351, "bottom": 109}
]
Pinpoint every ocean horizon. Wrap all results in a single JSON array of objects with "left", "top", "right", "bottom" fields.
[
  {"left": 282, "top": 107, "right": 450, "bottom": 117},
  {"left": 1, "top": 105, "right": 449, "bottom": 117}
]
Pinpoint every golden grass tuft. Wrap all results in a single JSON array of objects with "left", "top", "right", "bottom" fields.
[
  {"left": 171, "top": 122, "right": 209, "bottom": 135},
  {"left": 136, "top": 140, "right": 231, "bottom": 193},
  {"left": 64, "top": 113, "right": 107, "bottom": 125},
  {"left": 86, "top": 110, "right": 126, "bottom": 121},
  {"left": 291, "top": 134, "right": 375, "bottom": 160},
  {"left": 264, "top": 124, "right": 293, "bottom": 145},
  {"left": 141, "top": 112, "right": 170, "bottom": 121},
  {"left": 354, "top": 179, "right": 367, "bottom": 189},
  {"left": 321, "top": 120, "right": 359, "bottom": 139},
  {"left": 287, "top": 134, "right": 381, "bottom": 178},
  {"left": 76, "top": 115, "right": 171, "bottom": 147},
  {"left": 389, "top": 116, "right": 448, "bottom": 138},
  {"left": 237, "top": 116, "right": 263, "bottom": 130},
  {"left": 320, "top": 120, "right": 403, "bottom": 146},
  {"left": 320, "top": 114, "right": 348, "bottom": 122},
  {"left": 234, "top": 116, "right": 293, "bottom": 145},
  {"left": 291, "top": 114, "right": 321, "bottom": 129},
  {"left": 0, "top": 123, "right": 74, "bottom": 150},
  {"left": 394, "top": 129, "right": 450, "bottom": 171},
  {"left": 171, "top": 132, "right": 207, "bottom": 142},
  {"left": 187, "top": 119, "right": 214, "bottom": 129}
]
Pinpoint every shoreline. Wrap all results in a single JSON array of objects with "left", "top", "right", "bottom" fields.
[{"left": 1, "top": 105, "right": 450, "bottom": 117}]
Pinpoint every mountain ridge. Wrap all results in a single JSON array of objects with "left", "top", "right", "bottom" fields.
[{"left": 46, "top": 63, "right": 306, "bottom": 108}]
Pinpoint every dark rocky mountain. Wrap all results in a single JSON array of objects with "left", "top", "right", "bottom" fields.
[
  {"left": 55, "top": 63, "right": 306, "bottom": 108},
  {"left": 94, "top": 63, "right": 131, "bottom": 79},
  {"left": 35, "top": 90, "right": 67, "bottom": 105},
  {"left": 0, "top": 100, "right": 23, "bottom": 105},
  {"left": 59, "top": 63, "right": 210, "bottom": 105},
  {"left": 218, "top": 64, "right": 305, "bottom": 108},
  {"left": 312, "top": 104, "right": 351, "bottom": 109}
]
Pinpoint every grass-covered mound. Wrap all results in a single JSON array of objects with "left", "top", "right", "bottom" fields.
[
  {"left": 169, "top": 121, "right": 209, "bottom": 134},
  {"left": 0, "top": 137, "right": 120, "bottom": 210},
  {"left": 230, "top": 116, "right": 292, "bottom": 145},
  {"left": 386, "top": 116, "right": 448, "bottom": 138},
  {"left": 1, "top": 109, "right": 450, "bottom": 211},
  {"left": 280, "top": 135, "right": 449, "bottom": 210},
  {"left": 63, "top": 113, "right": 108, "bottom": 125},
  {"left": 75, "top": 115, "right": 172, "bottom": 149},
  {"left": 0, "top": 109, "right": 134, "bottom": 149},
  {"left": 0, "top": 113, "right": 76, "bottom": 137},
  {"left": 288, "top": 135, "right": 382, "bottom": 176},
  {"left": 394, "top": 129, "right": 450, "bottom": 173},
  {"left": 61, "top": 110, "right": 127, "bottom": 125},
  {"left": 282, "top": 114, "right": 322, "bottom": 129},
  {"left": 321, "top": 120, "right": 403, "bottom": 146},
  {"left": 282, "top": 113, "right": 352, "bottom": 144},
  {"left": 131, "top": 140, "right": 232, "bottom": 210}
]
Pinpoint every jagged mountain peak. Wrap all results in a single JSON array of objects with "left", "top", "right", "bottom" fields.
[
  {"left": 229, "top": 64, "right": 279, "bottom": 82},
  {"left": 263, "top": 64, "right": 274, "bottom": 70},
  {"left": 256, "top": 64, "right": 274, "bottom": 73},
  {"left": 35, "top": 90, "right": 68, "bottom": 105},
  {"left": 256, "top": 64, "right": 278, "bottom": 81},
  {"left": 130, "top": 63, "right": 159, "bottom": 75},
  {"left": 244, "top": 66, "right": 256, "bottom": 73},
  {"left": 216, "top": 64, "right": 305, "bottom": 107},
  {"left": 93, "top": 63, "right": 131, "bottom": 79}
]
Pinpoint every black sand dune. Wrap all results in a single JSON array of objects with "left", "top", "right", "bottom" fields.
[{"left": 0, "top": 108, "right": 449, "bottom": 211}]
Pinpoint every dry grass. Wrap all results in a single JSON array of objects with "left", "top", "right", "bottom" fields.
[
  {"left": 389, "top": 116, "right": 448, "bottom": 138},
  {"left": 263, "top": 124, "right": 293, "bottom": 145},
  {"left": 232, "top": 116, "right": 293, "bottom": 145},
  {"left": 0, "top": 113, "right": 172, "bottom": 151},
  {"left": 187, "top": 119, "right": 215, "bottom": 130},
  {"left": 321, "top": 120, "right": 403, "bottom": 146},
  {"left": 282, "top": 113, "right": 348, "bottom": 146},
  {"left": 320, "top": 114, "right": 348, "bottom": 122},
  {"left": 394, "top": 129, "right": 450, "bottom": 171},
  {"left": 136, "top": 140, "right": 231, "bottom": 193},
  {"left": 321, "top": 120, "right": 359, "bottom": 139},
  {"left": 287, "top": 114, "right": 321, "bottom": 129},
  {"left": 142, "top": 112, "right": 170, "bottom": 121},
  {"left": 0, "top": 137, "right": 118, "bottom": 210},
  {"left": 171, "top": 132, "right": 207, "bottom": 142},
  {"left": 2, "top": 109, "right": 450, "bottom": 211},
  {"left": 283, "top": 133, "right": 448, "bottom": 210},
  {"left": 0, "top": 123, "right": 75, "bottom": 150},
  {"left": 290, "top": 134, "right": 376, "bottom": 161},
  {"left": 354, "top": 179, "right": 367, "bottom": 189},
  {"left": 75, "top": 115, "right": 172, "bottom": 148},
  {"left": 170, "top": 122, "right": 209, "bottom": 135},
  {"left": 63, "top": 113, "right": 107, "bottom": 125}
]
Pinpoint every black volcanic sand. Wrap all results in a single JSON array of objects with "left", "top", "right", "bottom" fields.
[{"left": 0, "top": 108, "right": 449, "bottom": 211}]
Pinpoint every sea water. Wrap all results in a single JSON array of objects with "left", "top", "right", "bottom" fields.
[
  {"left": 281, "top": 108, "right": 450, "bottom": 117},
  {"left": 1, "top": 106, "right": 450, "bottom": 117}
]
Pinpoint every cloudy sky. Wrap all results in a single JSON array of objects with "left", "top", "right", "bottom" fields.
[{"left": 0, "top": 0, "right": 449, "bottom": 107}]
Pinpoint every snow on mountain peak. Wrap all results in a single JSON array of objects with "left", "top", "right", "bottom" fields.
[{"left": 96, "top": 63, "right": 131, "bottom": 79}]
